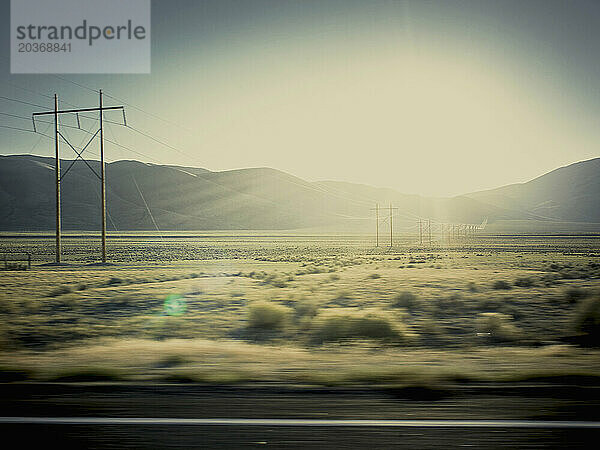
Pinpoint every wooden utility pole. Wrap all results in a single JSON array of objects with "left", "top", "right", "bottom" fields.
[
  {"left": 54, "top": 94, "right": 61, "bottom": 263},
  {"left": 419, "top": 219, "right": 423, "bottom": 245},
  {"left": 99, "top": 90, "right": 107, "bottom": 263},
  {"left": 389, "top": 204, "right": 393, "bottom": 247}
]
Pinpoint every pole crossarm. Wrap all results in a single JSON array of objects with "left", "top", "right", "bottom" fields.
[
  {"left": 32, "top": 105, "right": 125, "bottom": 132},
  {"left": 33, "top": 105, "right": 124, "bottom": 116}
]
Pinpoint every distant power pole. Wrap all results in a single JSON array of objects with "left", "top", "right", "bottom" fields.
[
  {"left": 376, "top": 203, "right": 379, "bottom": 247},
  {"left": 33, "top": 92, "right": 126, "bottom": 264},
  {"left": 389, "top": 203, "right": 399, "bottom": 247},
  {"left": 370, "top": 203, "right": 380, "bottom": 247},
  {"left": 419, "top": 219, "right": 423, "bottom": 245},
  {"left": 390, "top": 204, "right": 393, "bottom": 247},
  {"left": 428, "top": 219, "right": 432, "bottom": 245}
]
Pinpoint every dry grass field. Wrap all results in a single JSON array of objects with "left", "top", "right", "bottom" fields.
[{"left": 1, "top": 233, "right": 599, "bottom": 387}]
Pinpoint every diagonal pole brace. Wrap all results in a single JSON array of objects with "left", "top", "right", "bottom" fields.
[{"left": 59, "top": 130, "right": 102, "bottom": 180}]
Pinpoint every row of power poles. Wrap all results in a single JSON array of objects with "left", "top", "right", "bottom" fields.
[
  {"left": 32, "top": 91, "right": 126, "bottom": 263},
  {"left": 370, "top": 202, "right": 484, "bottom": 247},
  {"left": 419, "top": 220, "right": 480, "bottom": 245}
]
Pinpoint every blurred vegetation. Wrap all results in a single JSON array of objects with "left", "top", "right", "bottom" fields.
[
  {"left": 310, "top": 308, "right": 409, "bottom": 344},
  {"left": 247, "top": 301, "right": 292, "bottom": 330},
  {"left": 476, "top": 313, "right": 522, "bottom": 344},
  {"left": 392, "top": 291, "right": 420, "bottom": 310},
  {"left": 1, "top": 236, "right": 600, "bottom": 384},
  {"left": 572, "top": 295, "right": 600, "bottom": 347}
]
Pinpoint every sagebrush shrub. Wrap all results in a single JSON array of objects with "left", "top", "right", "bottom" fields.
[
  {"left": 293, "top": 298, "right": 319, "bottom": 319},
  {"left": 247, "top": 301, "right": 292, "bottom": 330},
  {"left": 393, "top": 291, "right": 419, "bottom": 310},
  {"left": 565, "top": 288, "right": 588, "bottom": 304},
  {"left": 311, "top": 308, "right": 408, "bottom": 343},
  {"left": 514, "top": 277, "right": 535, "bottom": 287},
  {"left": 572, "top": 295, "right": 600, "bottom": 347},
  {"left": 467, "top": 282, "right": 478, "bottom": 293},
  {"left": 47, "top": 285, "right": 72, "bottom": 297},
  {"left": 476, "top": 312, "right": 521, "bottom": 343},
  {"left": 492, "top": 280, "right": 512, "bottom": 290}
]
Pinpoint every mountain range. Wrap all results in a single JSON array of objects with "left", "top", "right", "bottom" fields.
[{"left": 0, "top": 154, "right": 598, "bottom": 233}]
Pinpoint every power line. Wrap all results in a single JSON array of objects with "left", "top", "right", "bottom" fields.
[
  {"left": 132, "top": 174, "right": 162, "bottom": 236},
  {"left": 5, "top": 81, "right": 53, "bottom": 100},
  {"left": 51, "top": 74, "right": 99, "bottom": 93},
  {"left": 125, "top": 123, "right": 195, "bottom": 159},
  {"left": 2, "top": 81, "right": 106, "bottom": 131},
  {"left": 17, "top": 74, "right": 196, "bottom": 150},
  {"left": 104, "top": 92, "right": 194, "bottom": 134},
  {"left": 0, "top": 111, "right": 34, "bottom": 121},
  {"left": 1, "top": 54, "right": 186, "bottom": 136},
  {"left": 28, "top": 122, "right": 52, "bottom": 154},
  {"left": 0, "top": 94, "right": 46, "bottom": 109},
  {"left": 0, "top": 52, "right": 97, "bottom": 95},
  {"left": 0, "top": 124, "right": 35, "bottom": 133}
]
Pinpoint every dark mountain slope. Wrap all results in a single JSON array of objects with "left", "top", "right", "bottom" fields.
[
  {"left": 1, "top": 154, "right": 597, "bottom": 231},
  {"left": 465, "top": 158, "right": 600, "bottom": 222}
]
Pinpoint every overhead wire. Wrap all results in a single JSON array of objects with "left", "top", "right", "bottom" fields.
[
  {"left": 0, "top": 94, "right": 46, "bottom": 109},
  {"left": 103, "top": 91, "right": 195, "bottom": 135},
  {"left": 0, "top": 124, "right": 35, "bottom": 132}
]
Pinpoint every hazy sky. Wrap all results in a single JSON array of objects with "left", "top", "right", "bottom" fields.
[{"left": 1, "top": 0, "right": 599, "bottom": 196}]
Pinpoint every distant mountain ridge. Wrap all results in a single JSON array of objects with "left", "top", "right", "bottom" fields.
[
  {"left": 0, "top": 154, "right": 598, "bottom": 231},
  {"left": 465, "top": 158, "right": 600, "bottom": 223}
]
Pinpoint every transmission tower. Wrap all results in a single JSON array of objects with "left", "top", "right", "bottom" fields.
[{"left": 32, "top": 91, "right": 126, "bottom": 263}]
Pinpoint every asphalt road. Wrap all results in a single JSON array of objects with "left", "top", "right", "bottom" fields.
[{"left": 1, "top": 383, "right": 599, "bottom": 449}]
